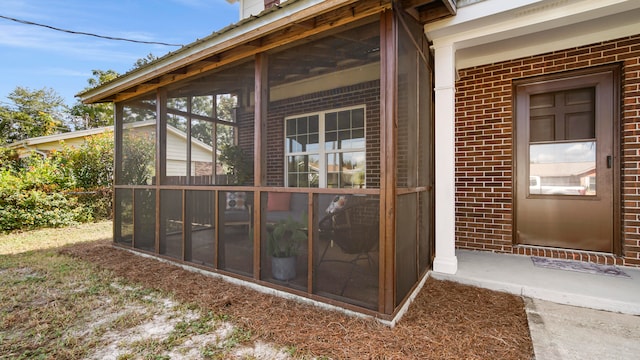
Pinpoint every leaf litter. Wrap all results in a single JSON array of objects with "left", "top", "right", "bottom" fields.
[{"left": 58, "top": 240, "right": 534, "bottom": 359}]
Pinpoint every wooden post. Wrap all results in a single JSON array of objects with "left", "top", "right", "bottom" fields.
[
  {"left": 156, "top": 90, "right": 167, "bottom": 254},
  {"left": 379, "top": 10, "right": 398, "bottom": 315},
  {"left": 254, "top": 53, "right": 269, "bottom": 278}
]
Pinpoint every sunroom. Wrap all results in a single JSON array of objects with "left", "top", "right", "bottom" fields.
[{"left": 80, "top": 0, "right": 453, "bottom": 319}]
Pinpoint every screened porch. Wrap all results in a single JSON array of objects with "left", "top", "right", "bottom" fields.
[{"left": 110, "top": 4, "right": 434, "bottom": 318}]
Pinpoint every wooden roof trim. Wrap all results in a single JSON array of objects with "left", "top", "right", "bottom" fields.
[
  {"left": 81, "top": 0, "right": 388, "bottom": 104},
  {"left": 108, "top": 0, "right": 391, "bottom": 103}
]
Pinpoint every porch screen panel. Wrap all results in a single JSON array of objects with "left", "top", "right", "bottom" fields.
[
  {"left": 218, "top": 190, "right": 253, "bottom": 277},
  {"left": 119, "top": 98, "right": 156, "bottom": 185},
  {"left": 260, "top": 192, "right": 309, "bottom": 290},
  {"left": 165, "top": 96, "right": 189, "bottom": 184},
  {"left": 417, "top": 34, "right": 433, "bottom": 274},
  {"left": 396, "top": 193, "right": 418, "bottom": 306},
  {"left": 186, "top": 190, "right": 215, "bottom": 267},
  {"left": 163, "top": 61, "right": 255, "bottom": 186},
  {"left": 418, "top": 191, "right": 432, "bottom": 275},
  {"left": 159, "top": 190, "right": 183, "bottom": 259},
  {"left": 133, "top": 189, "right": 156, "bottom": 252},
  {"left": 418, "top": 36, "right": 433, "bottom": 188},
  {"left": 396, "top": 20, "right": 419, "bottom": 188},
  {"left": 314, "top": 194, "right": 379, "bottom": 310},
  {"left": 114, "top": 188, "right": 133, "bottom": 246},
  {"left": 268, "top": 20, "right": 380, "bottom": 188},
  {"left": 190, "top": 118, "right": 215, "bottom": 184}
]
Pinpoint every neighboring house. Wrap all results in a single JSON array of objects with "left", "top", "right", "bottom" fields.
[
  {"left": 6, "top": 121, "right": 216, "bottom": 179},
  {"left": 78, "top": 0, "right": 640, "bottom": 321},
  {"left": 6, "top": 127, "right": 112, "bottom": 158}
]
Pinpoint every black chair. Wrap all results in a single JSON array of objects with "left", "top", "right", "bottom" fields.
[{"left": 317, "top": 196, "right": 379, "bottom": 295}]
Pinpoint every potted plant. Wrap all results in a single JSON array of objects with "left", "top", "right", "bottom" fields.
[{"left": 267, "top": 213, "right": 307, "bottom": 281}]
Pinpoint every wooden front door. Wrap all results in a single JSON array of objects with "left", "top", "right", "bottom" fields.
[{"left": 515, "top": 67, "right": 619, "bottom": 253}]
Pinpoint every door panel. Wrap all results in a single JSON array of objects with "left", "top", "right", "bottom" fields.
[{"left": 515, "top": 69, "right": 616, "bottom": 253}]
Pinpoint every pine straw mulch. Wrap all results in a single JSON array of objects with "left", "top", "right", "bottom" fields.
[{"left": 60, "top": 240, "right": 533, "bottom": 360}]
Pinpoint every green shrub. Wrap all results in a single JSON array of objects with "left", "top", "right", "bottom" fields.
[
  {"left": 0, "top": 132, "right": 114, "bottom": 232},
  {"left": 58, "top": 132, "right": 114, "bottom": 189},
  {"left": 0, "top": 168, "right": 91, "bottom": 232}
]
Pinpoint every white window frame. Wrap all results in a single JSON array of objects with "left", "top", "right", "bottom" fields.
[{"left": 284, "top": 105, "right": 366, "bottom": 188}]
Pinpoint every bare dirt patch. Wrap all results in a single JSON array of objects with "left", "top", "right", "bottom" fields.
[{"left": 61, "top": 240, "right": 534, "bottom": 359}]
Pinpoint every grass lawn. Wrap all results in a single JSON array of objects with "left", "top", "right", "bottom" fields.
[{"left": 0, "top": 221, "right": 286, "bottom": 360}]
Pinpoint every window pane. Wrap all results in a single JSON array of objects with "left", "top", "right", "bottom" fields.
[
  {"left": 191, "top": 95, "right": 214, "bottom": 117},
  {"left": 286, "top": 118, "right": 297, "bottom": 136},
  {"left": 165, "top": 115, "right": 188, "bottom": 183},
  {"left": 327, "top": 151, "right": 365, "bottom": 188},
  {"left": 326, "top": 113, "right": 337, "bottom": 131},
  {"left": 325, "top": 131, "right": 338, "bottom": 150},
  {"left": 216, "top": 94, "right": 237, "bottom": 122},
  {"left": 297, "top": 117, "right": 308, "bottom": 134},
  {"left": 337, "top": 111, "right": 351, "bottom": 130},
  {"left": 120, "top": 100, "right": 156, "bottom": 185},
  {"left": 351, "top": 129, "right": 365, "bottom": 149},
  {"left": 529, "top": 141, "right": 595, "bottom": 196},
  {"left": 287, "top": 155, "right": 319, "bottom": 188},
  {"left": 191, "top": 119, "right": 214, "bottom": 185},
  {"left": 352, "top": 109, "right": 365, "bottom": 129}
]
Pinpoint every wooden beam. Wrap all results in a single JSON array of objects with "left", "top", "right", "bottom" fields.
[
  {"left": 253, "top": 52, "right": 269, "bottom": 279},
  {"left": 400, "top": 0, "right": 437, "bottom": 8},
  {"left": 379, "top": 10, "right": 397, "bottom": 315},
  {"left": 155, "top": 90, "right": 166, "bottom": 254},
  {"left": 418, "top": 5, "right": 454, "bottom": 23}
]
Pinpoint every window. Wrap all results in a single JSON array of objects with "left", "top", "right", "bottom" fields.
[
  {"left": 527, "top": 87, "right": 596, "bottom": 196},
  {"left": 285, "top": 106, "right": 366, "bottom": 188}
]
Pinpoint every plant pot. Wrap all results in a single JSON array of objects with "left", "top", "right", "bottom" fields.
[{"left": 271, "top": 256, "right": 296, "bottom": 281}]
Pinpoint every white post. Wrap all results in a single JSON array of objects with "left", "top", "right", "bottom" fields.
[{"left": 433, "top": 42, "right": 458, "bottom": 274}]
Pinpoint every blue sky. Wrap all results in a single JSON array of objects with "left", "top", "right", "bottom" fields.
[{"left": 0, "top": 0, "right": 240, "bottom": 107}]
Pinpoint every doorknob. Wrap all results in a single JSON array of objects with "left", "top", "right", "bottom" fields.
[{"left": 607, "top": 155, "right": 612, "bottom": 169}]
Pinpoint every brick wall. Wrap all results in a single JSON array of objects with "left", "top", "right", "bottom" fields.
[
  {"left": 455, "top": 34, "right": 640, "bottom": 266},
  {"left": 266, "top": 80, "right": 381, "bottom": 188}
]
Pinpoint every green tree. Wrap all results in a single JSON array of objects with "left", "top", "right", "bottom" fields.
[
  {"left": 57, "top": 132, "right": 114, "bottom": 189},
  {"left": 131, "top": 53, "right": 159, "bottom": 70},
  {"left": 121, "top": 132, "right": 155, "bottom": 185},
  {"left": 69, "top": 69, "right": 119, "bottom": 130},
  {"left": 0, "top": 87, "right": 69, "bottom": 144}
]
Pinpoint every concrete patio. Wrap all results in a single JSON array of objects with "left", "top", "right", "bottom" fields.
[{"left": 431, "top": 250, "right": 640, "bottom": 359}]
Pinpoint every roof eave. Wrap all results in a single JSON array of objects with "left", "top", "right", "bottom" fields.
[{"left": 78, "top": 0, "right": 357, "bottom": 104}]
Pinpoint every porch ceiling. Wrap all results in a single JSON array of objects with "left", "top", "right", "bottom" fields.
[
  {"left": 425, "top": 0, "right": 640, "bottom": 70},
  {"left": 400, "top": 0, "right": 456, "bottom": 24}
]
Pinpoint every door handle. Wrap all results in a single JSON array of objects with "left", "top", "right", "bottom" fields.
[{"left": 607, "top": 155, "right": 612, "bottom": 169}]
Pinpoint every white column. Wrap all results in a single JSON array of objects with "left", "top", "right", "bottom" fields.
[{"left": 433, "top": 42, "right": 458, "bottom": 274}]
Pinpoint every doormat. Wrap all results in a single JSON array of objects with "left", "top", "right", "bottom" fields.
[{"left": 531, "top": 257, "right": 630, "bottom": 278}]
